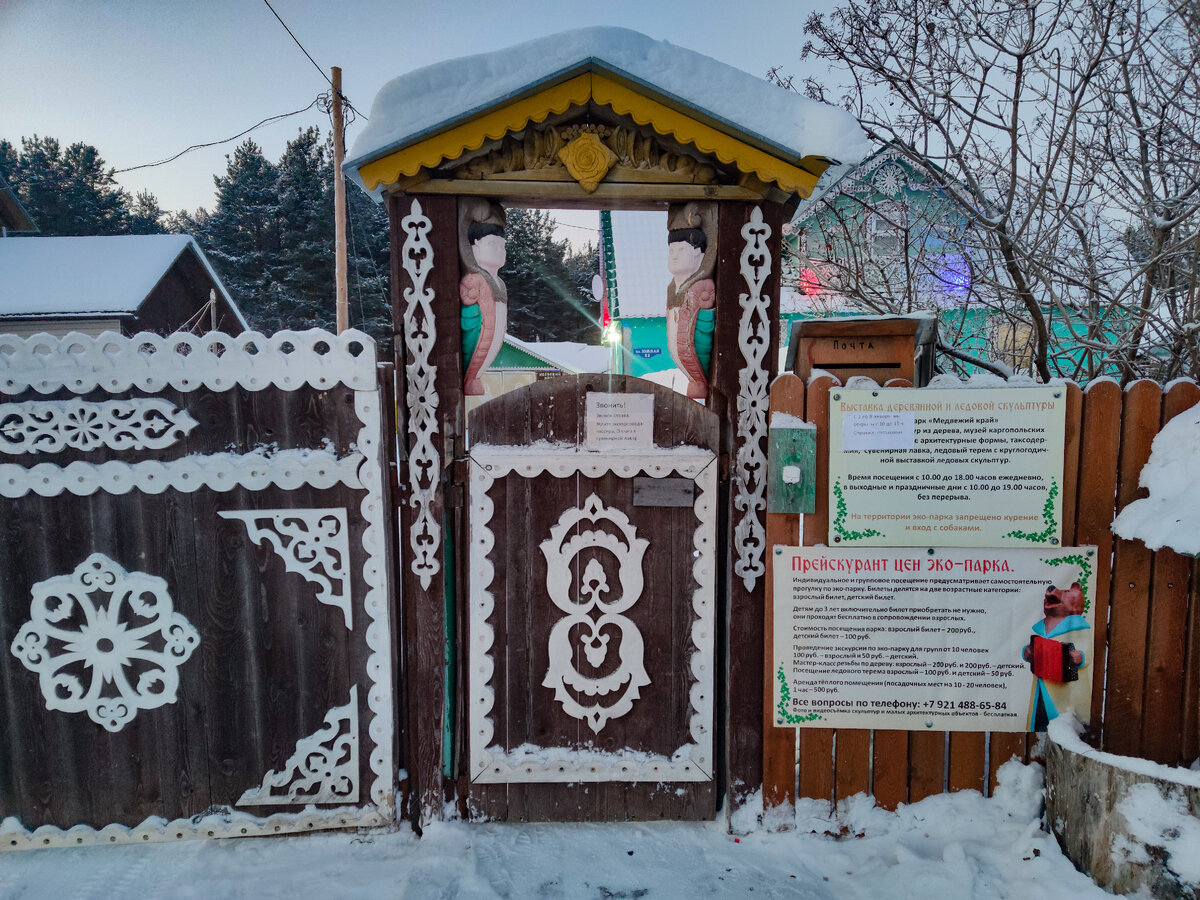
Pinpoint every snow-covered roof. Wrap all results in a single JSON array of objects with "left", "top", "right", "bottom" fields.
[
  {"left": 0, "top": 234, "right": 246, "bottom": 326},
  {"left": 346, "top": 27, "right": 870, "bottom": 195},
  {"left": 503, "top": 335, "right": 612, "bottom": 374}
]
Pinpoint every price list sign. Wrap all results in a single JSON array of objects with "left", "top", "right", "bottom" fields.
[{"left": 773, "top": 546, "right": 1096, "bottom": 732}]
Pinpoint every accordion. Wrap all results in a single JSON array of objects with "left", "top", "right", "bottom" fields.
[{"left": 1029, "top": 634, "right": 1079, "bottom": 683}]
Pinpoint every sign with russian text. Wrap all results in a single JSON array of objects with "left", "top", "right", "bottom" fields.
[
  {"left": 772, "top": 546, "right": 1097, "bottom": 732},
  {"left": 828, "top": 387, "right": 1066, "bottom": 547},
  {"left": 585, "top": 392, "right": 654, "bottom": 450}
]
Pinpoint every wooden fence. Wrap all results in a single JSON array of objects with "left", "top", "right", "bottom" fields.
[{"left": 764, "top": 373, "right": 1200, "bottom": 814}]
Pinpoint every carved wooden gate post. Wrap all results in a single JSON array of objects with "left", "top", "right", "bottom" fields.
[
  {"left": 710, "top": 202, "right": 786, "bottom": 813},
  {"left": 388, "top": 194, "right": 465, "bottom": 824}
]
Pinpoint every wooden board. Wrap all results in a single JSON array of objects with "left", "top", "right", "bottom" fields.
[
  {"left": 1074, "top": 380, "right": 1123, "bottom": 739},
  {"left": 1105, "top": 380, "right": 1162, "bottom": 757},
  {"left": 1139, "top": 382, "right": 1200, "bottom": 763},
  {"left": 798, "top": 374, "right": 837, "bottom": 808},
  {"left": 763, "top": 373, "right": 805, "bottom": 821}
]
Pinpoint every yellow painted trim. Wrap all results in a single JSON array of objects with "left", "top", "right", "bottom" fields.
[
  {"left": 589, "top": 75, "right": 823, "bottom": 197},
  {"left": 357, "top": 75, "right": 594, "bottom": 191},
  {"left": 355, "top": 70, "right": 829, "bottom": 197}
]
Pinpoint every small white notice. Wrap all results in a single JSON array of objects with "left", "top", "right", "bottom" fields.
[
  {"left": 585, "top": 392, "right": 654, "bottom": 450},
  {"left": 842, "top": 412, "right": 914, "bottom": 451}
]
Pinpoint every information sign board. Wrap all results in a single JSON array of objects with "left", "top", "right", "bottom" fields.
[
  {"left": 772, "top": 546, "right": 1097, "bottom": 732},
  {"left": 828, "top": 387, "right": 1066, "bottom": 547}
]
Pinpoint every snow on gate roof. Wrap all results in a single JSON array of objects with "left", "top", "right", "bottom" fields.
[{"left": 345, "top": 26, "right": 870, "bottom": 198}]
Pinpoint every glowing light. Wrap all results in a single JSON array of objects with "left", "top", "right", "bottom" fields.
[{"left": 798, "top": 267, "right": 822, "bottom": 295}]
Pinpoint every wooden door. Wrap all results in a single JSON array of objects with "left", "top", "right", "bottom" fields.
[{"left": 465, "top": 375, "right": 718, "bottom": 820}]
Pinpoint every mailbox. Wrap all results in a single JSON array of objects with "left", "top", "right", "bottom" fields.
[{"left": 785, "top": 314, "right": 938, "bottom": 386}]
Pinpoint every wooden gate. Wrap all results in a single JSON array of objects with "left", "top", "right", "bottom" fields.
[
  {"left": 0, "top": 330, "right": 395, "bottom": 848},
  {"left": 463, "top": 375, "right": 718, "bottom": 820}
]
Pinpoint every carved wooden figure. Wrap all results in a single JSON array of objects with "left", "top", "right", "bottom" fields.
[
  {"left": 458, "top": 200, "right": 508, "bottom": 395},
  {"left": 666, "top": 202, "right": 717, "bottom": 399}
]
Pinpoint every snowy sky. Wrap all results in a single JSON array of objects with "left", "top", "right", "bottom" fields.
[{"left": 0, "top": 0, "right": 839, "bottom": 220}]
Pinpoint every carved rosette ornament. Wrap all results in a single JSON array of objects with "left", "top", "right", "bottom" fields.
[
  {"left": 10, "top": 554, "right": 200, "bottom": 732},
  {"left": 540, "top": 494, "right": 651, "bottom": 732},
  {"left": 557, "top": 132, "right": 618, "bottom": 193},
  {"left": 401, "top": 200, "right": 441, "bottom": 590},
  {"left": 666, "top": 202, "right": 718, "bottom": 399},
  {"left": 734, "top": 207, "right": 772, "bottom": 591},
  {"left": 458, "top": 199, "right": 508, "bottom": 395}
]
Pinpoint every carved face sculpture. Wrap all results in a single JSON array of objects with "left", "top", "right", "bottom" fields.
[
  {"left": 472, "top": 233, "right": 506, "bottom": 275},
  {"left": 667, "top": 239, "right": 705, "bottom": 286}
]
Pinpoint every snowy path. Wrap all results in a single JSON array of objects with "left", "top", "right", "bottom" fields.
[{"left": 2, "top": 763, "right": 1107, "bottom": 899}]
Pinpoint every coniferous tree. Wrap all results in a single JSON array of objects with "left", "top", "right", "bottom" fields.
[
  {"left": 194, "top": 140, "right": 282, "bottom": 328},
  {"left": 0, "top": 136, "right": 166, "bottom": 235},
  {"left": 503, "top": 208, "right": 599, "bottom": 343}
]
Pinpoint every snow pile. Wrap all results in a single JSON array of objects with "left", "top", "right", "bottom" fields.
[
  {"left": 347, "top": 27, "right": 870, "bottom": 180},
  {"left": 1111, "top": 399, "right": 1200, "bottom": 556},
  {"left": 1048, "top": 714, "right": 1200, "bottom": 787},
  {"left": 0, "top": 761, "right": 1107, "bottom": 898},
  {"left": 1114, "top": 783, "right": 1200, "bottom": 887}
]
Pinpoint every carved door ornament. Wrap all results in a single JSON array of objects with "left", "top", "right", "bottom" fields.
[
  {"left": 540, "top": 493, "right": 651, "bottom": 733},
  {"left": 458, "top": 199, "right": 508, "bottom": 395},
  {"left": 666, "top": 201, "right": 718, "bottom": 399}
]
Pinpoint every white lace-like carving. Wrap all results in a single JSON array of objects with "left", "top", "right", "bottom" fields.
[
  {"left": 541, "top": 495, "right": 650, "bottom": 733},
  {"left": 469, "top": 447, "right": 716, "bottom": 783},
  {"left": 734, "top": 206, "right": 772, "bottom": 591},
  {"left": 0, "top": 399, "right": 198, "bottom": 454},
  {"left": 237, "top": 687, "right": 359, "bottom": 806},
  {"left": 10, "top": 554, "right": 200, "bottom": 733},
  {"left": 401, "top": 199, "right": 441, "bottom": 591},
  {"left": 0, "top": 449, "right": 361, "bottom": 499},
  {"left": 0, "top": 329, "right": 376, "bottom": 396},
  {"left": 219, "top": 509, "right": 352, "bottom": 629}
]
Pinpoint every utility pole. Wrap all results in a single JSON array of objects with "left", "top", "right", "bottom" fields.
[{"left": 332, "top": 66, "right": 349, "bottom": 334}]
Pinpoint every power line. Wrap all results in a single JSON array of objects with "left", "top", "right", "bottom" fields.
[
  {"left": 114, "top": 95, "right": 326, "bottom": 174},
  {"left": 262, "top": 0, "right": 333, "bottom": 89}
]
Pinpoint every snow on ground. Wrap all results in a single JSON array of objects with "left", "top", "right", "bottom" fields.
[{"left": 0, "top": 761, "right": 1107, "bottom": 899}]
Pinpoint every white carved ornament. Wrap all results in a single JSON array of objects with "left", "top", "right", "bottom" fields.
[
  {"left": 237, "top": 686, "right": 359, "bottom": 806},
  {"left": 734, "top": 206, "right": 772, "bottom": 591},
  {"left": 219, "top": 508, "right": 353, "bottom": 629},
  {"left": 0, "top": 398, "right": 198, "bottom": 454},
  {"left": 401, "top": 199, "right": 442, "bottom": 591},
  {"left": 540, "top": 494, "right": 650, "bottom": 733},
  {"left": 9, "top": 554, "right": 200, "bottom": 733},
  {"left": 0, "top": 448, "right": 362, "bottom": 500},
  {"left": 0, "top": 329, "right": 377, "bottom": 396},
  {"left": 468, "top": 447, "right": 716, "bottom": 783}
]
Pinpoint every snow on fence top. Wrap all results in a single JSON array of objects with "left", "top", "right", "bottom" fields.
[{"left": 345, "top": 26, "right": 870, "bottom": 193}]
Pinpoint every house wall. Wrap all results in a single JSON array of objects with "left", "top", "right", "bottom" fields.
[
  {"left": 0, "top": 318, "right": 124, "bottom": 338},
  {"left": 135, "top": 250, "right": 245, "bottom": 336}
]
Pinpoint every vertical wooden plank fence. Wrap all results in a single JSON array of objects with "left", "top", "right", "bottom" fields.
[{"left": 767, "top": 374, "right": 1200, "bottom": 816}]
